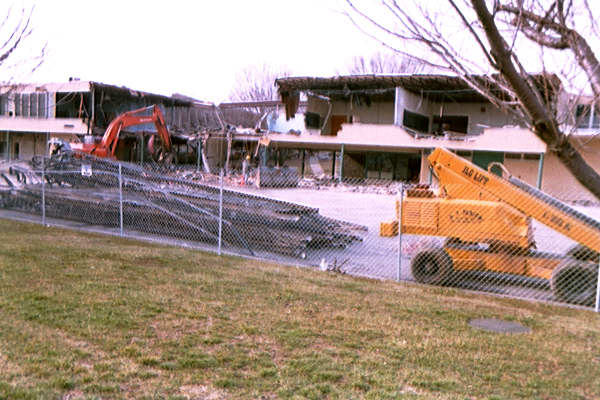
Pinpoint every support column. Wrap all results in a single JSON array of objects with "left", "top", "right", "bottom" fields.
[
  {"left": 536, "top": 153, "right": 545, "bottom": 189},
  {"left": 301, "top": 149, "right": 305, "bottom": 178},
  {"left": 339, "top": 144, "right": 345, "bottom": 183},
  {"left": 6, "top": 131, "right": 9, "bottom": 162},
  {"left": 331, "top": 151, "right": 336, "bottom": 179}
]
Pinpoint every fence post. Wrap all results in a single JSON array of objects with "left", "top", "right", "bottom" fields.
[
  {"left": 119, "top": 163, "right": 123, "bottom": 236},
  {"left": 595, "top": 257, "right": 600, "bottom": 312},
  {"left": 218, "top": 168, "right": 224, "bottom": 256},
  {"left": 397, "top": 183, "right": 404, "bottom": 281},
  {"left": 41, "top": 156, "right": 46, "bottom": 226}
]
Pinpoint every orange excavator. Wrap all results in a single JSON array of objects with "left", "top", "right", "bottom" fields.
[{"left": 69, "top": 105, "right": 174, "bottom": 162}]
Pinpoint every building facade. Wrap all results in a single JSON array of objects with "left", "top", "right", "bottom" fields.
[{"left": 270, "top": 74, "right": 597, "bottom": 202}]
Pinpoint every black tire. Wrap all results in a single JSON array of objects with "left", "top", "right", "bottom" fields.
[
  {"left": 566, "top": 244, "right": 599, "bottom": 262},
  {"left": 411, "top": 248, "right": 454, "bottom": 285},
  {"left": 551, "top": 260, "right": 598, "bottom": 306}
]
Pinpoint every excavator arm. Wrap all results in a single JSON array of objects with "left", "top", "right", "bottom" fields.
[{"left": 72, "top": 105, "right": 172, "bottom": 160}]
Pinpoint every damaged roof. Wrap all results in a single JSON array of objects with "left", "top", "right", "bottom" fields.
[
  {"left": 275, "top": 73, "right": 561, "bottom": 103},
  {"left": 0, "top": 80, "right": 195, "bottom": 107}
]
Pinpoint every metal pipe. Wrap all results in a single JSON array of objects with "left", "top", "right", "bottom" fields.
[
  {"left": 41, "top": 156, "right": 46, "bottom": 226},
  {"left": 139, "top": 134, "right": 144, "bottom": 165},
  {"left": 397, "top": 183, "right": 404, "bottom": 281},
  {"left": 119, "top": 163, "right": 123, "bottom": 236},
  {"left": 536, "top": 153, "right": 545, "bottom": 189},
  {"left": 196, "top": 141, "right": 201, "bottom": 173}
]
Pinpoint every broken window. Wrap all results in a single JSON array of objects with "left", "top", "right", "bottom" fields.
[
  {"left": 402, "top": 110, "right": 429, "bottom": 133},
  {"left": 56, "top": 92, "right": 89, "bottom": 119},
  {"left": 432, "top": 115, "right": 469, "bottom": 134},
  {"left": 305, "top": 112, "right": 321, "bottom": 128}
]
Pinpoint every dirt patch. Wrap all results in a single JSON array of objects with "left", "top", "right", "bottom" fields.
[{"left": 179, "top": 385, "right": 227, "bottom": 400}]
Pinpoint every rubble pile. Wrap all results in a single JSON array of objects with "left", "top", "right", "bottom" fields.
[
  {"left": 297, "top": 177, "right": 404, "bottom": 195},
  {"left": 0, "top": 154, "right": 367, "bottom": 258}
]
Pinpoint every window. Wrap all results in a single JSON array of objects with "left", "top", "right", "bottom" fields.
[
  {"left": 403, "top": 110, "right": 429, "bottom": 132},
  {"left": 432, "top": 115, "right": 469, "bottom": 134},
  {"left": 305, "top": 112, "right": 320, "bottom": 128},
  {"left": 0, "top": 95, "right": 7, "bottom": 115},
  {"left": 29, "top": 93, "right": 38, "bottom": 117},
  {"left": 576, "top": 104, "right": 600, "bottom": 129},
  {"left": 21, "top": 93, "right": 29, "bottom": 117},
  {"left": 505, "top": 153, "right": 523, "bottom": 159},
  {"left": 38, "top": 92, "right": 48, "bottom": 117},
  {"left": 14, "top": 93, "right": 21, "bottom": 116}
]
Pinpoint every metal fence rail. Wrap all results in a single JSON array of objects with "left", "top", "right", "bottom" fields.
[{"left": 1, "top": 153, "right": 598, "bottom": 311}]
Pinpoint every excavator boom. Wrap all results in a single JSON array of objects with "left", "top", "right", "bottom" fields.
[{"left": 72, "top": 105, "right": 172, "bottom": 160}]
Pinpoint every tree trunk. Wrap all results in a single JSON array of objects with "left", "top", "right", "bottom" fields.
[{"left": 471, "top": 0, "right": 600, "bottom": 200}]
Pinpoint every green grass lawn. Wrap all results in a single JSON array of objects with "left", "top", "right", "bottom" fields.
[{"left": 0, "top": 219, "right": 599, "bottom": 399}]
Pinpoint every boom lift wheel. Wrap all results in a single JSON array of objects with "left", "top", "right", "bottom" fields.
[
  {"left": 410, "top": 247, "right": 454, "bottom": 285},
  {"left": 565, "top": 244, "right": 599, "bottom": 262},
  {"left": 551, "top": 259, "right": 598, "bottom": 305}
]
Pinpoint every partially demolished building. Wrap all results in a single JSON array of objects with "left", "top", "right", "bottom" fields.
[
  {"left": 0, "top": 80, "right": 223, "bottom": 165},
  {"left": 267, "top": 74, "right": 600, "bottom": 202}
]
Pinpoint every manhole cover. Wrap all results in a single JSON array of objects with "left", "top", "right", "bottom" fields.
[{"left": 468, "top": 318, "right": 531, "bottom": 334}]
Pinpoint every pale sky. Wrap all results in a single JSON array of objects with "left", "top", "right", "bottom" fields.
[{"left": 14, "top": 0, "right": 379, "bottom": 103}]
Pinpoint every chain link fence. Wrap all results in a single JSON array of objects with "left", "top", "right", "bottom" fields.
[{"left": 1, "top": 151, "right": 599, "bottom": 311}]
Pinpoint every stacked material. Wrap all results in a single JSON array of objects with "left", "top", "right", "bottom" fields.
[{"left": 0, "top": 154, "right": 366, "bottom": 258}]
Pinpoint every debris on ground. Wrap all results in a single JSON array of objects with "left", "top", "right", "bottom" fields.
[{"left": 0, "top": 154, "right": 367, "bottom": 259}]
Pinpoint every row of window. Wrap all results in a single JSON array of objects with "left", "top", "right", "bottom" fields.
[{"left": 0, "top": 93, "right": 50, "bottom": 118}]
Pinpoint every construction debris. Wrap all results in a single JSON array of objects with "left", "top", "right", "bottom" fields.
[{"left": 0, "top": 153, "right": 367, "bottom": 259}]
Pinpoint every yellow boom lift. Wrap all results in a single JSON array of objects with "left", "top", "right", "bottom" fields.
[{"left": 402, "top": 147, "right": 599, "bottom": 305}]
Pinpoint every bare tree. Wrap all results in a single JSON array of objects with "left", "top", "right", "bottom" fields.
[
  {"left": 0, "top": 4, "right": 45, "bottom": 82},
  {"left": 344, "top": 51, "right": 426, "bottom": 74},
  {"left": 229, "top": 63, "right": 291, "bottom": 103},
  {"left": 344, "top": 0, "right": 600, "bottom": 199}
]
